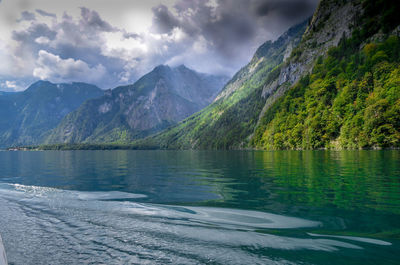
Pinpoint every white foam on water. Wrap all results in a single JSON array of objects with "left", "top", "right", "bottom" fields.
[
  {"left": 308, "top": 233, "right": 392, "bottom": 246},
  {"left": 10, "top": 183, "right": 147, "bottom": 200},
  {"left": 76, "top": 191, "right": 147, "bottom": 200},
  {"left": 180, "top": 206, "right": 321, "bottom": 229},
  {"left": 0, "top": 234, "right": 7, "bottom": 265},
  {"left": 0, "top": 183, "right": 393, "bottom": 264}
]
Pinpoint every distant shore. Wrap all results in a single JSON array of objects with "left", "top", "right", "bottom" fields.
[{"left": 5, "top": 144, "right": 400, "bottom": 151}]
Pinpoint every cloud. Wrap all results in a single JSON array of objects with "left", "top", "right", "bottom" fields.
[
  {"left": 147, "top": 0, "right": 318, "bottom": 74},
  {"left": 10, "top": 22, "right": 57, "bottom": 75},
  {"left": 33, "top": 50, "right": 106, "bottom": 84},
  {"left": 12, "top": 22, "right": 56, "bottom": 44},
  {"left": 0, "top": 0, "right": 318, "bottom": 89},
  {"left": 5, "top": 9, "right": 125, "bottom": 87},
  {"left": 35, "top": 36, "right": 50, "bottom": 44},
  {"left": 35, "top": 9, "right": 56, "bottom": 18},
  {"left": 18, "top": 11, "right": 36, "bottom": 22},
  {"left": 6, "top": 80, "right": 16, "bottom": 87},
  {"left": 254, "top": 0, "right": 316, "bottom": 18},
  {"left": 0, "top": 79, "right": 26, "bottom": 92},
  {"left": 5, "top": 80, "right": 20, "bottom": 90},
  {"left": 151, "top": 5, "right": 180, "bottom": 34},
  {"left": 80, "top": 7, "right": 116, "bottom": 32},
  {"left": 122, "top": 31, "right": 140, "bottom": 39}
]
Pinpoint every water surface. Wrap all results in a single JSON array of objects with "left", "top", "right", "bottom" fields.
[{"left": 0, "top": 150, "right": 399, "bottom": 264}]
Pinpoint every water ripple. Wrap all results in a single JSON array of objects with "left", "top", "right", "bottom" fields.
[{"left": 0, "top": 183, "right": 394, "bottom": 264}]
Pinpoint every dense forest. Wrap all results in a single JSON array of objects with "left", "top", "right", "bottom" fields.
[
  {"left": 251, "top": 0, "right": 400, "bottom": 149},
  {"left": 251, "top": 36, "right": 400, "bottom": 149}
]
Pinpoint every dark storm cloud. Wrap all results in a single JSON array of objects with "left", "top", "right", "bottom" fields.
[
  {"left": 12, "top": 22, "right": 57, "bottom": 60},
  {"left": 254, "top": 0, "right": 316, "bottom": 18},
  {"left": 80, "top": 7, "right": 116, "bottom": 32},
  {"left": 36, "top": 9, "right": 56, "bottom": 18},
  {"left": 200, "top": 3, "right": 257, "bottom": 55},
  {"left": 12, "top": 23, "right": 56, "bottom": 43},
  {"left": 150, "top": 0, "right": 318, "bottom": 59},
  {"left": 151, "top": 5, "right": 180, "bottom": 34}
]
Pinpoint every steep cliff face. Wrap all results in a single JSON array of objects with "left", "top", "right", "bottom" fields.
[
  {"left": 133, "top": 20, "right": 308, "bottom": 149},
  {"left": 216, "top": 21, "right": 309, "bottom": 102},
  {"left": 257, "top": 0, "right": 362, "bottom": 121},
  {"left": 0, "top": 81, "right": 103, "bottom": 147},
  {"left": 251, "top": 0, "right": 400, "bottom": 149},
  {"left": 46, "top": 65, "right": 228, "bottom": 144}
]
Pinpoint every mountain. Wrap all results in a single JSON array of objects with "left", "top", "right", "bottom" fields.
[
  {"left": 46, "top": 65, "right": 228, "bottom": 144},
  {"left": 251, "top": 0, "right": 400, "bottom": 149},
  {"left": 135, "top": 0, "right": 400, "bottom": 150},
  {"left": 132, "top": 20, "right": 308, "bottom": 149},
  {"left": 0, "top": 81, "right": 103, "bottom": 147}
]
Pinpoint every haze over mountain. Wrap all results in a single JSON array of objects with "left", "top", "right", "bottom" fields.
[
  {"left": 46, "top": 65, "right": 228, "bottom": 144},
  {"left": 0, "top": 81, "right": 103, "bottom": 147}
]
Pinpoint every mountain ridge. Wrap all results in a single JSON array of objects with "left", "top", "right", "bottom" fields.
[
  {"left": 46, "top": 65, "right": 228, "bottom": 144},
  {"left": 0, "top": 81, "right": 104, "bottom": 148},
  {"left": 130, "top": 19, "right": 309, "bottom": 149}
]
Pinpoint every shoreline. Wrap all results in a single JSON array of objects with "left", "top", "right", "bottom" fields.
[{"left": 4, "top": 144, "right": 400, "bottom": 151}]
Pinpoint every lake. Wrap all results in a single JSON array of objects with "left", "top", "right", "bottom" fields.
[{"left": 0, "top": 150, "right": 399, "bottom": 264}]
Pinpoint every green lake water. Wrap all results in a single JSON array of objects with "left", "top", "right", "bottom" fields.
[{"left": 0, "top": 150, "right": 399, "bottom": 264}]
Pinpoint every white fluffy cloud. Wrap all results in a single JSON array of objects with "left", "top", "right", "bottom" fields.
[
  {"left": 5, "top": 80, "right": 17, "bottom": 88},
  {"left": 35, "top": 36, "right": 50, "bottom": 44},
  {"left": 33, "top": 50, "right": 106, "bottom": 84},
  {"left": 4, "top": 80, "right": 23, "bottom": 91},
  {"left": 0, "top": 79, "right": 26, "bottom": 92}
]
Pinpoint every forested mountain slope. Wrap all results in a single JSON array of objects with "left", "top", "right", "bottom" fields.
[
  {"left": 136, "top": 0, "right": 400, "bottom": 150},
  {"left": 133, "top": 20, "right": 308, "bottom": 149}
]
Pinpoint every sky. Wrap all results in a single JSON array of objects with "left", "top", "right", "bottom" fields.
[{"left": 0, "top": 0, "right": 319, "bottom": 91}]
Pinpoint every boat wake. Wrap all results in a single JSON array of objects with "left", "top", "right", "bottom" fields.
[
  {"left": 0, "top": 183, "right": 392, "bottom": 264},
  {"left": 0, "top": 234, "right": 6, "bottom": 265}
]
